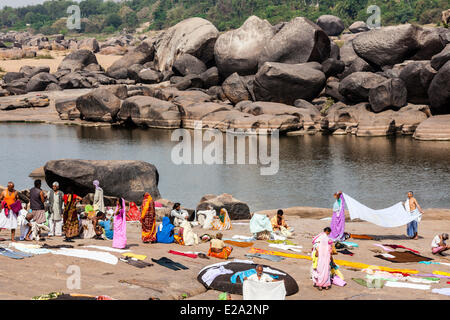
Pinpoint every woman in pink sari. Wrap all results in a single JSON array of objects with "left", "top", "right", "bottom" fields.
[
  {"left": 311, "top": 227, "right": 333, "bottom": 290},
  {"left": 112, "top": 198, "right": 127, "bottom": 249}
]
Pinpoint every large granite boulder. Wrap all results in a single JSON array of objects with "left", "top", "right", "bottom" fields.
[
  {"left": 431, "top": 44, "right": 450, "bottom": 71},
  {"left": 179, "top": 102, "right": 231, "bottom": 129},
  {"left": 214, "top": 15, "right": 275, "bottom": 77},
  {"left": 316, "top": 15, "right": 345, "bottom": 36},
  {"left": 19, "top": 65, "right": 50, "bottom": 78},
  {"left": 77, "top": 38, "right": 99, "bottom": 53},
  {"left": 172, "top": 53, "right": 207, "bottom": 76},
  {"left": 349, "top": 21, "right": 370, "bottom": 33},
  {"left": 57, "top": 50, "right": 99, "bottom": 72},
  {"left": 196, "top": 193, "right": 250, "bottom": 220},
  {"left": 44, "top": 160, "right": 161, "bottom": 203},
  {"left": 221, "top": 73, "right": 252, "bottom": 105},
  {"left": 398, "top": 61, "right": 436, "bottom": 104},
  {"left": 107, "top": 40, "right": 155, "bottom": 78},
  {"left": 338, "top": 72, "right": 387, "bottom": 103},
  {"left": 239, "top": 100, "right": 320, "bottom": 126},
  {"left": 368, "top": 78, "right": 407, "bottom": 112},
  {"left": 352, "top": 24, "right": 420, "bottom": 67},
  {"left": 118, "top": 96, "right": 181, "bottom": 129},
  {"left": 2, "top": 72, "right": 26, "bottom": 84},
  {"left": 414, "top": 115, "right": 450, "bottom": 141},
  {"left": 253, "top": 62, "right": 326, "bottom": 104},
  {"left": 428, "top": 61, "right": 450, "bottom": 114},
  {"left": 26, "top": 72, "right": 58, "bottom": 92},
  {"left": 258, "top": 17, "right": 330, "bottom": 67},
  {"left": 153, "top": 17, "right": 219, "bottom": 72},
  {"left": 76, "top": 88, "right": 122, "bottom": 122},
  {"left": 411, "top": 27, "right": 446, "bottom": 60},
  {"left": 55, "top": 96, "right": 80, "bottom": 120}
]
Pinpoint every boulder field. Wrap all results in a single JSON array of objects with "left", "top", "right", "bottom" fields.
[{"left": 0, "top": 15, "right": 449, "bottom": 139}]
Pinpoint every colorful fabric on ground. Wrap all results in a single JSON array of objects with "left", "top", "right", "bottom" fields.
[
  {"left": 169, "top": 250, "right": 197, "bottom": 259},
  {"left": 340, "top": 241, "right": 359, "bottom": 247},
  {"left": 330, "top": 194, "right": 346, "bottom": 241},
  {"left": 383, "top": 244, "right": 420, "bottom": 254},
  {"left": 433, "top": 270, "right": 450, "bottom": 277},
  {"left": 350, "top": 234, "right": 374, "bottom": 240},
  {"left": 248, "top": 247, "right": 420, "bottom": 274},
  {"left": 208, "top": 246, "right": 232, "bottom": 260},
  {"left": 112, "top": 198, "right": 127, "bottom": 249},
  {"left": 212, "top": 209, "right": 232, "bottom": 231},
  {"left": 373, "top": 244, "right": 394, "bottom": 252},
  {"left": 343, "top": 193, "right": 421, "bottom": 227},
  {"left": 122, "top": 253, "right": 147, "bottom": 261},
  {"left": 230, "top": 269, "right": 257, "bottom": 283},
  {"left": 374, "top": 251, "right": 432, "bottom": 263},
  {"left": 224, "top": 240, "right": 254, "bottom": 247},
  {"left": 157, "top": 216, "right": 174, "bottom": 243},
  {"left": 62, "top": 194, "right": 79, "bottom": 238},
  {"left": 352, "top": 278, "right": 385, "bottom": 288},
  {"left": 141, "top": 194, "right": 156, "bottom": 243}
]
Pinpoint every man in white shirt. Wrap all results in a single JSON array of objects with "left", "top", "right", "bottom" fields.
[
  {"left": 170, "top": 202, "right": 189, "bottom": 227},
  {"left": 431, "top": 233, "right": 450, "bottom": 255},
  {"left": 244, "top": 265, "right": 278, "bottom": 282}
]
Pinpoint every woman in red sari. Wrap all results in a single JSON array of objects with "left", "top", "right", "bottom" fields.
[{"left": 141, "top": 193, "right": 157, "bottom": 243}]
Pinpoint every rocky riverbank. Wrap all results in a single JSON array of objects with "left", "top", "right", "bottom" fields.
[{"left": 0, "top": 16, "right": 449, "bottom": 139}]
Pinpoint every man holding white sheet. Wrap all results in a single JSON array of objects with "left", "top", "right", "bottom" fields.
[{"left": 405, "top": 191, "right": 424, "bottom": 240}]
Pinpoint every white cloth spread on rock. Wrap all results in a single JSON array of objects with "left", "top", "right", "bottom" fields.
[
  {"left": 243, "top": 279, "right": 286, "bottom": 300},
  {"left": 201, "top": 266, "right": 233, "bottom": 286},
  {"left": 384, "top": 281, "right": 430, "bottom": 290},
  {"left": 10, "top": 242, "right": 52, "bottom": 255},
  {"left": 84, "top": 245, "right": 130, "bottom": 253},
  {"left": 51, "top": 248, "right": 118, "bottom": 265},
  {"left": 343, "top": 193, "right": 422, "bottom": 228},
  {"left": 268, "top": 243, "right": 303, "bottom": 253}
]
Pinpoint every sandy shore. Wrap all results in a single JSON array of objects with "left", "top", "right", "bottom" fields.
[
  {"left": 1, "top": 212, "right": 450, "bottom": 300},
  {"left": 0, "top": 51, "right": 122, "bottom": 73}
]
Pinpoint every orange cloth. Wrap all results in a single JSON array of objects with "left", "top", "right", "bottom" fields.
[
  {"left": 350, "top": 234, "right": 374, "bottom": 240},
  {"left": 224, "top": 240, "right": 254, "bottom": 248},
  {"left": 3, "top": 190, "right": 16, "bottom": 207},
  {"left": 208, "top": 246, "right": 232, "bottom": 259}
]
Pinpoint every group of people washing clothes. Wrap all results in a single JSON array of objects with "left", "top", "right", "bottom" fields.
[
  {"left": 2, "top": 181, "right": 449, "bottom": 292},
  {"left": 0, "top": 180, "right": 243, "bottom": 260},
  {"left": 310, "top": 191, "right": 449, "bottom": 291}
]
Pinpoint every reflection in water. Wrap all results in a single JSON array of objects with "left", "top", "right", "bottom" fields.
[{"left": 0, "top": 123, "right": 449, "bottom": 211}]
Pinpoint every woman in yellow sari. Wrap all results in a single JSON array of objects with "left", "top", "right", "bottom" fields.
[
  {"left": 211, "top": 208, "right": 232, "bottom": 231},
  {"left": 140, "top": 193, "right": 156, "bottom": 243}
]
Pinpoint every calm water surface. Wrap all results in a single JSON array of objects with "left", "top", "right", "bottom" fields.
[{"left": 0, "top": 123, "right": 449, "bottom": 211}]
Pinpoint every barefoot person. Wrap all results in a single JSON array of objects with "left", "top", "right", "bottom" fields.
[
  {"left": 431, "top": 233, "right": 450, "bottom": 256},
  {"left": 0, "top": 182, "right": 19, "bottom": 241},
  {"left": 329, "top": 191, "right": 346, "bottom": 241},
  {"left": 62, "top": 187, "right": 82, "bottom": 242},
  {"left": 405, "top": 191, "right": 424, "bottom": 240},
  {"left": 311, "top": 227, "right": 333, "bottom": 291},
  {"left": 47, "top": 182, "right": 64, "bottom": 237}
]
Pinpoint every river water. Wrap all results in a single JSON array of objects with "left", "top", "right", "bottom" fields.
[{"left": 0, "top": 123, "right": 449, "bottom": 211}]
